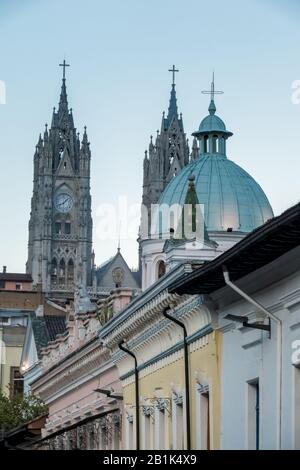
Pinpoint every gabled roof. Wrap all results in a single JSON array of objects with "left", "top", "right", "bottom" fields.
[
  {"left": 95, "top": 250, "right": 140, "bottom": 288},
  {"left": 95, "top": 255, "right": 116, "bottom": 282}
]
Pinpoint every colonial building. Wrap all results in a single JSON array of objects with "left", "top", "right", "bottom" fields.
[
  {"left": 26, "top": 288, "right": 133, "bottom": 450},
  {"left": 0, "top": 267, "right": 32, "bottom": 292},
  {"left": 170, "top": 202, "right": 300, "bottom": 450},
  {"left": 0, "top": 309, "right": 28, "bottom": 397}
]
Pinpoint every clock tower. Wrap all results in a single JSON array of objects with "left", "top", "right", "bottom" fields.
[{"left": 26, "top": 62, "right": 94, "bottom": 296}]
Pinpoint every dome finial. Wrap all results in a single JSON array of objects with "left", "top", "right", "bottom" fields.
[{"left": 201, "top": 71, "right": 223, "bottom": 114}]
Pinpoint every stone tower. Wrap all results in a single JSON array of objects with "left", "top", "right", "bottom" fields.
[
  {"left": 141, "top": 66, "right": 192, "bottom": 235},
  {"left": 26, "top": 62, "right": 93, "bottom": 295}
]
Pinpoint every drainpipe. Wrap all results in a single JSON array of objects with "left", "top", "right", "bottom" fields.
[
  {"left": 118, "top": 339, "right": 140, "bottom": 450},
  {"left": 162, "top": 308, "right": 191, "bottom": 450},
  {"left": 222, "top": 266, "right": 282, "bottom": 450}
]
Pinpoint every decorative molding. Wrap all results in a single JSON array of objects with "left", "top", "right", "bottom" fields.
[{"left": 120, "top": 325, "right": 212, "bottom": 382}]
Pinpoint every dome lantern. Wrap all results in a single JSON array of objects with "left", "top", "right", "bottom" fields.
[{"left": 192, "top": 74, "right": 233, "bottom": 156}]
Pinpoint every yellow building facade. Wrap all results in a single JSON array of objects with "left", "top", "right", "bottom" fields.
[{"left": 100, "top": 273, "right": 222, "bottom": 450}]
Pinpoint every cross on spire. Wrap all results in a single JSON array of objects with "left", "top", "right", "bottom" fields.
[
  {"left": 59, "top": 60, "right": 70, "bottom": 80},
  {"left": 201, "top": 72, "right": 223, "bottom": 102},
  {"left": 168, "top": 65, "right": 179, "bottom": 85}
]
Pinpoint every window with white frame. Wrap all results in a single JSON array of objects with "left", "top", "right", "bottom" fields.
[
  {"left": 125, "top": 411, "right": 134, "bottom": 450},
  {"left": 142, "top": 405, "right": 152, "bottom": 449},
  {"left": 294, "top": 365, "right": 300, "bottom": 449},
  {"left": 246, "top": 379, "right": 260, "bottom": 450},
  {"left": 172, "top": 393, "right": 184, "bottom": 450},
  {"left": 196, "top": 382, "right": 210, "bottom": 450},
  {"left": 112, "top": 414, "right": 121, "bottom": 450},
  {"left": 154, "top": 399, "right": 168, "bottom": 450}
]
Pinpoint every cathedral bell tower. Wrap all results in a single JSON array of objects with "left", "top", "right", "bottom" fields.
[
  {"left": 26, "top": 61, "right": 93, "bottom": 295},
  {"left": 141, "top": 66, "right": 191, "bottom": 235}
]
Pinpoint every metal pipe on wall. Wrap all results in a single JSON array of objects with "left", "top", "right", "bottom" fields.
[{"left": 118, "top": 339, "right": 140, "bottom": 450}]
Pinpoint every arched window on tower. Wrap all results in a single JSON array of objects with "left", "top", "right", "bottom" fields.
[
  {"left": 51, "top": 258, "right": 57, "bottom": 283},
  {"left": 220, "top": 136, "right": 226, "bottom": 154},
  {"left": 204, "top": 135, "right": 209, "bottom": 153},
  {"left": 59, "top": 259, "right": 66, "bottom": 283},
  {"left": 157, "top": 260, "right": 166, "bottom": 280},
  {"left": 212, "top": 135, "right": 218, "bottom": 153},
  {"left": 67, "top": 259, "right": 74, "bottom": 284}
]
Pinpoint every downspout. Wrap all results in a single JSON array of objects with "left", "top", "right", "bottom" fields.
[
  {"left": 222, "top": 266, "right": 282, "bottom": 450},
  {"left": 162, "top": 308, "right": 191, "bottom": 450},
  {"left": 118, "top": 340, "right": 140, "bottom": 450}
]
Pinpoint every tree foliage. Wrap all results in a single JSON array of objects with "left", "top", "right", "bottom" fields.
[{"left": 0, "top": 391, "right": 48, "bottom": 433}]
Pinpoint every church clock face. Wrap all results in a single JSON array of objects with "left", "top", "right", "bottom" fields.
[
  {"left": 54, "top": 193, "right": 74, "bottom": 213},
  {"left": 112, "top": 267, "right": 124, "bottom": 285}
]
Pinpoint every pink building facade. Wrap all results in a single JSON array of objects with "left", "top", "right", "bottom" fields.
[{"left": 30, "top": 288, "right": 133, "bottom": 450}]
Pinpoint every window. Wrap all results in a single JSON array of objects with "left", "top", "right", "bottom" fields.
[
  {"left": 59, "top": 259, "right": 66, "bottom": 280},
  {"left": 204, "top": 135, "right": 209, "bottom": 153},
  {"left": 65, "top": 222, "right": 71, "bottom": 234},
  {"left": 51, "top": 258, "right": 57, "bottom": 282},
  {"left": 196, "top": 384, "right": 210, "bottom": 450},
  {"left": 112, "top": 416, "right": 121, "bottom": 450},
  {"left": 0, "top": 280, "right": 5, "bottom": 289},
  {"left": 10, "top": 367, "right": 23, "bottom": 398},
  {"left": 125, "top": 412, "right": 134, "bottom": 450},
  {"left": 154, "top": 402, "right": 166, "bottom": 450},
  {"left": 294, "top": 366, "right": 300, "bottom": 449},
  {"left": 142, "top": 408, "right": 152, "bottom": 449},
  {"left": 212, "top": 135, "right": 218, "bottom": 153},
  {"left": 157, "top": 261, "right": 166, "bottom": 280},
  {"left": 55, "top": 222, "right": 62, "bottom": 234},
  {"left": 67, "top": 259, "right": 74, "bottom": 282},
  {"left": 15, "top": 283, "right": 22, "bottom": 290},
  {"left": 172, "top": 394, "right": 184, "bottom": 449},
  {"left": 246, "top": 379, "right": 260, "bottom": 450}
]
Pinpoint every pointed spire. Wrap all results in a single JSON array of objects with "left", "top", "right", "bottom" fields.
[
  {"left": 44, "top": 123, "right": 49, "bottom": 141},
  {"left": 176, "top": 173, "right": 210, "bottom": 242},
  {"left": 149, "top": 135, "right": 154, "bottom": 153},
  {"left": 166, "top": 83, "right": 178, "bottom": 124},
  {"left": 58, "top": 78, "right": 69, "bottom": 113},
  {"left": 82, "top": 126, "right": 88, "bottom": 144},
  {"left": 58, "top": 60, "right": 70, "bottom": 115},
  {"left": 163, "top": 65, "right": 183, "bottom": 130},
  {"left": 117, "top": 222, "right": 121, "bottom": 253}
]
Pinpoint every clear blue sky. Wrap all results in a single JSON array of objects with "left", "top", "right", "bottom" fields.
[{"left": 0, "top": 0, "right": 300, "bottom": 272}]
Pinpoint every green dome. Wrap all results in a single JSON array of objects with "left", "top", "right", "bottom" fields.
[
  {"left": 199, "top": 113, "right": 226, "bottom": 133},
  {"left": 159, "top": 154, "right": 274, "bottom": 233}
]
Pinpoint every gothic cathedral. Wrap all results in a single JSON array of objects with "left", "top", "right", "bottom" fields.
[{"left": 26, "top": 62, "right": 93, "bottom": 296}]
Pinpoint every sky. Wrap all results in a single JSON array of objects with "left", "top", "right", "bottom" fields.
[{"left": 0, "top": 0, "right": 300, "bottom": 271}]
